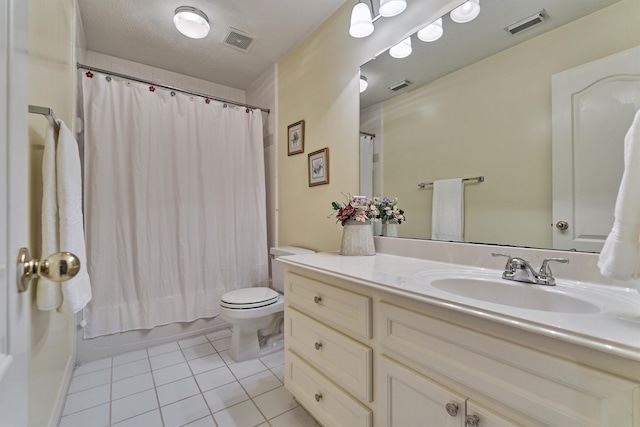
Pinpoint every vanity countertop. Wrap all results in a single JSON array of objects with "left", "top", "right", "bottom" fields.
[{"left": 279, "top": 252, "right": 640, "bottom": 362}]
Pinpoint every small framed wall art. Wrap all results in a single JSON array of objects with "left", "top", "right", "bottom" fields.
[
  {"left": 308, "top": 148, "right": 329, "bottom": 187},
  {"left": 287, "top": 120, "right": 305, "bottom": 155}
]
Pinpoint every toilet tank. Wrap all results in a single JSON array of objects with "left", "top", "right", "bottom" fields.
[{"left": 270, "top": 246, "right": 315, "bottom": 292}]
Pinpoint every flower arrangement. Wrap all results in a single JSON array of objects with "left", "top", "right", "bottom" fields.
[
  {"left": 330, "top": 194, "right": 406, "bottom": 225},
  {"left": 376, "top": 197, "right": 406, "bottom": 224},
  {"left": 330, "top": 195, "right": 379, "bottom": 225}
]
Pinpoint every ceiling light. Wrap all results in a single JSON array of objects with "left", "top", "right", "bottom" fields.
[
  {"left": 389, "top": 37, "right": 412, "bottom": 59},
  {"left": 360, "top": 75, "right": 369, "bottom": 93},
  {"left": 450, "top": 0, "right": 480, "bottom": 24},
  {"left": 174, "top": 6, "right": 210, "bottom": 39},
  {"left": 349, "top": 2, "right": 374, "bottom": 38},
  {"left": 417, "top": 18, "right": 443, "bottom": 42},
  {"left": 379, "top": 0, "right": 407, "bottom": 18}
]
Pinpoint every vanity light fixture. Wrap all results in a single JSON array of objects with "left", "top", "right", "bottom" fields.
[
  {"left": 379, "top": 0, "right": 407, "bottom": 18},
  {"left": 174, "top": 6, "right": 210, "bottom": 39},
  {"left": 389, "top": 37, "right": 412, "bottom": 59},
  {"left": 349, "top": 0, "right": 408, "bottom": 38},
  {"left": 360, "top": 75, "right": 369, "bottom": 93},
  {"left": 349, "top": 1, "right": 375, "bottom": 38},
  {"left": 450, "top": 0, "right": 480, "bottom": 24},
  {"left": 417, "top": 17, "right": 443, "bottom": 42}
]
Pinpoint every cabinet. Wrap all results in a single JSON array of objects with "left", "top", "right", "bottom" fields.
[
  {"left": 284, "top": 271, "right": 374, "bottom": 426},
  {"left": 283, "top": 266, "right": 640, "bottom": 427},
  {"left": 380, "top": 356, "right": 517, "bottom": 427}
]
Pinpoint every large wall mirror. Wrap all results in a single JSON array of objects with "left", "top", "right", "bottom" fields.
[{"left": 360, "top": 0, "right": 640, "bottom": 253}]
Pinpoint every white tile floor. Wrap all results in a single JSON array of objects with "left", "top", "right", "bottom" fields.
[{"left": 59, "top": 329, "right": 320, "bottom": 427}]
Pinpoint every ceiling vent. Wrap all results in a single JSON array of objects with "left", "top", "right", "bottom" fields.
[
  {"left": 223, "top": 28, "right": 255, "bottom": 52},
  {"left": 506, "top": 10, "right": 548, "bottom": 35},
  {"left": 389, "top": 80, "right": 411, "bottom": 91}
]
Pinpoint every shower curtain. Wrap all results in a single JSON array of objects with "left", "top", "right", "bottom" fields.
[{"left": 81, "top": 72, "right": 268, "bottom": 338}]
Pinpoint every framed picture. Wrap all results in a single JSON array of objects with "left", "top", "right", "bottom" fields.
[
  {"left": 308, "top": 148, "right": 329, "bottom": 187},
  {"left": 287, "top": 120, "right": 305, "bottom": 155}
]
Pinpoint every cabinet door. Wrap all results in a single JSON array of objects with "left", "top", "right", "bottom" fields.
[
  {"left": 465, "top": 401, "right": 520, "bottom": 427},
  {"left": 380, "top": 356, "right": 464, "bottom": 427}
]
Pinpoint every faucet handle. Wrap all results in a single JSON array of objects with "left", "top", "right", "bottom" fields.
[
  {"left": 491, "top": 253, "right": 513, "bottom": 271},
  {"left": 540, "top": 257, "right": 569, "bottom": 277}
]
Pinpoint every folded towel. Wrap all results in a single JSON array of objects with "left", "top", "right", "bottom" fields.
[
  {"left": 37, "top": 125, "right": 63, "bottom": 310},
  {"left": 431, "top": 178, "right": 464, "bottom": 242},
  {"left": 56, "top": 119, "right": 92, "bottom": 313},
  {"left": 598, "top": 108, "right": 640, "bottom": 291},
  {"left": 36, "top": 120, "right": 92, "bottom": 313}
]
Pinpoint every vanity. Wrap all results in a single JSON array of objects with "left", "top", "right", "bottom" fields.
[{"left": 281, "top": 239, "right": 640, "bottom": 427}]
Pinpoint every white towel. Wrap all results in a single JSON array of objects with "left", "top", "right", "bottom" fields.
[
  {"left": 37, "top": 120, "right": 92, "bottom": 313},
  {"left": 598, "top": 109, "right": 640, "bottom": 292},
  {"left": 431, "top": 178, "right": 464, "bottom": 242},
  {"left": 56, "top": 120, "right": 92, "bottom": 313},
  {"left": 37, "top": 126, "right": 62, "bottom": 310}
]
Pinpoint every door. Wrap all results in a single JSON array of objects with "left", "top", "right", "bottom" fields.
[
  {"left": 380, "top": 356, "right": 465, "bottom": 426},
  {"left": 0, "top": 0, "right": 30, "bottom": 425},
  {"left": 552, "top": 46, "right": 640, "bottom": 252}
]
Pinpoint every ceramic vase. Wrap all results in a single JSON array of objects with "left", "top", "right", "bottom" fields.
[
  {"left": 381, "top": 220, "right": 399, "bottom": 237},
  {"left": 340, "top": 220, "right": 375, "bottom": 256}
]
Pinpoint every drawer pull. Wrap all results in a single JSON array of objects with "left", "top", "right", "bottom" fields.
[
  {"left": 445, "top": 402, "right": 459, "bottom": 416},
  {"left": 315, "top": 393, "right": 323, "bottom": 402},
  {"left": 313, "top": 295, "right": 322, "bottom": 304},
  {"left": 314, "top": 342, "right": 323, "bottom": 350},
  {"left": 466, "top": 414, "right": 480, "bottom": 427}
]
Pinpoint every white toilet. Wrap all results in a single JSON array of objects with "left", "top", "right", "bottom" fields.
[{"left": 219, "top": 246, "right": 314, "bottom": 362}]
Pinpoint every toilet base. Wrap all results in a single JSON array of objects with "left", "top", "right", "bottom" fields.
[{"left": 228, "top": 318, "right": 284, "bottom": 362}]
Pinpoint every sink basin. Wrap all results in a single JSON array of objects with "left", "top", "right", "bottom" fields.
[{"left": 416, "top": 272, "right": 600, "bottom": 314}]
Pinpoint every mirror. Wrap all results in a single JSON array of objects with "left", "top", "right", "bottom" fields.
[{"left": 360, "top": 0, "right": 639, "bottom": 252}]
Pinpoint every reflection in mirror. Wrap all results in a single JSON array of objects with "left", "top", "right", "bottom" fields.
[{"left": 360, "top": 0, "right": 640, "bottom": 252}]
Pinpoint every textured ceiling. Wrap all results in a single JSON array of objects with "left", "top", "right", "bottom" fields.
[{"left": 78, "top": 0, "right": 348, "bottom": 90}]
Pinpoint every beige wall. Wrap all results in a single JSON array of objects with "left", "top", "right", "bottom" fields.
[
  {"left": 277, "top": 0, "right": 460, "bottom": 252},
  {"left": 28, "top": 0, "right": 76, "bottom": 425},
  {"left": 382, "top": 0, "right": 640, "bottom": 248}
]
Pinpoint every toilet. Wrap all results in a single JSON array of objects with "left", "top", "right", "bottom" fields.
[{"left": 219, "top": 246, "right": 314, "bottom": 362}]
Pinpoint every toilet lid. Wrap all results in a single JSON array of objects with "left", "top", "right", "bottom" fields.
[{"left": 220, "top": 287, "right": 280, "bottom": 309}]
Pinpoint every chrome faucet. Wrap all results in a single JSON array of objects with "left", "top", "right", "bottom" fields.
[{"left": 491, "top": 253, "right": 569, "bottom": 286}]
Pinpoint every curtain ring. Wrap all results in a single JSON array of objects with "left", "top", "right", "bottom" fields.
[
  {"left": 223, "top": 103, "right": 228, "bottom": 108},
  {"left": 170, "top": 91, "right": 176, "bottom": 97},
  {"left": 105, "top": 76, "right": 112, "bottom": 82}
]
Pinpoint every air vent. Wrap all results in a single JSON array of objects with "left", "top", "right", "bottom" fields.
[
  {"left": 389, "top": 80, "right": 411, "bottom": 91},
  {"left": 506, "top": 10, "right": 548, "bottom": 35},
  {"left": 223, "top": 28, "right": 255, "bottom": 52}
]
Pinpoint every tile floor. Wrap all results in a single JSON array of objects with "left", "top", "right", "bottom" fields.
[{"left": 59, "top": 329, "right": 320, "bottom": 427}]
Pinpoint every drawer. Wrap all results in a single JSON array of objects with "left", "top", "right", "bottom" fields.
[
  {"left": 286, "top": 307, "right": 373, "bottom": 402},
  {"left": 285, "top": 350, "right": 372, "bottom": 427},
  {"left": 285, "top": 272, "right": 371, "bottom": 339}
]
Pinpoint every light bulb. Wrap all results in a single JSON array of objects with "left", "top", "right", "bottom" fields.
[
  {"left": 389, "top": 37, "right": 412, "bottom": 59},
  {"left": 174, "top": 7, "right": 210, "bottom": 39},
  {"left": 417, "top": 18, "right": 443, "bottom": 42},
  {"left": 379, "top": 0, "right": 407, "bottom": 18},
  {"left": 360, "top": 75, "right": 368, "bottom": 93},
  {"left": 450, "top": 0, "right": 480, "bottom": 23},
  {"left": 349, "top": 3, "right": 374, "bottom": 38}
]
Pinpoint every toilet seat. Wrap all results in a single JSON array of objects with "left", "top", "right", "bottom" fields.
[{"left": 220, "top": 287, "right": 280, "bottom": 309}]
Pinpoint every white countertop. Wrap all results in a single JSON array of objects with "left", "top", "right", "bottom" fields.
[{"left": 280, "top": 252, "right": 640, "bottom": 362}]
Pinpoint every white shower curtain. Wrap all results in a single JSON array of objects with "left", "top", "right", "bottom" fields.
[{"left": 82, "top": 73, "right": 268, "bottom": 338}]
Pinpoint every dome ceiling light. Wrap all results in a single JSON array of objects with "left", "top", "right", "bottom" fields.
[{"left": 174, "top": 6, "right": 210, "bottom": 39}]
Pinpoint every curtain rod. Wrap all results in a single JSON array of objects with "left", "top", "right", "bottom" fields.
[
  {"left": 77, "top": 63, "right": 270, "bottom": 114},
  {"left": 29, "top": 104, "right": 60, "bottom": 132},
  {"left": 360, "top": 131, "right": 376, "bottom": 138},
  {"left": 418, "top": 176, "right": 485, "bottom": 189}
]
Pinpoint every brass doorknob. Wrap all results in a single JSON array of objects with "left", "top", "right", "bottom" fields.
[{"left": 17, "top": 247, "right": 80, "bottom": 292}]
